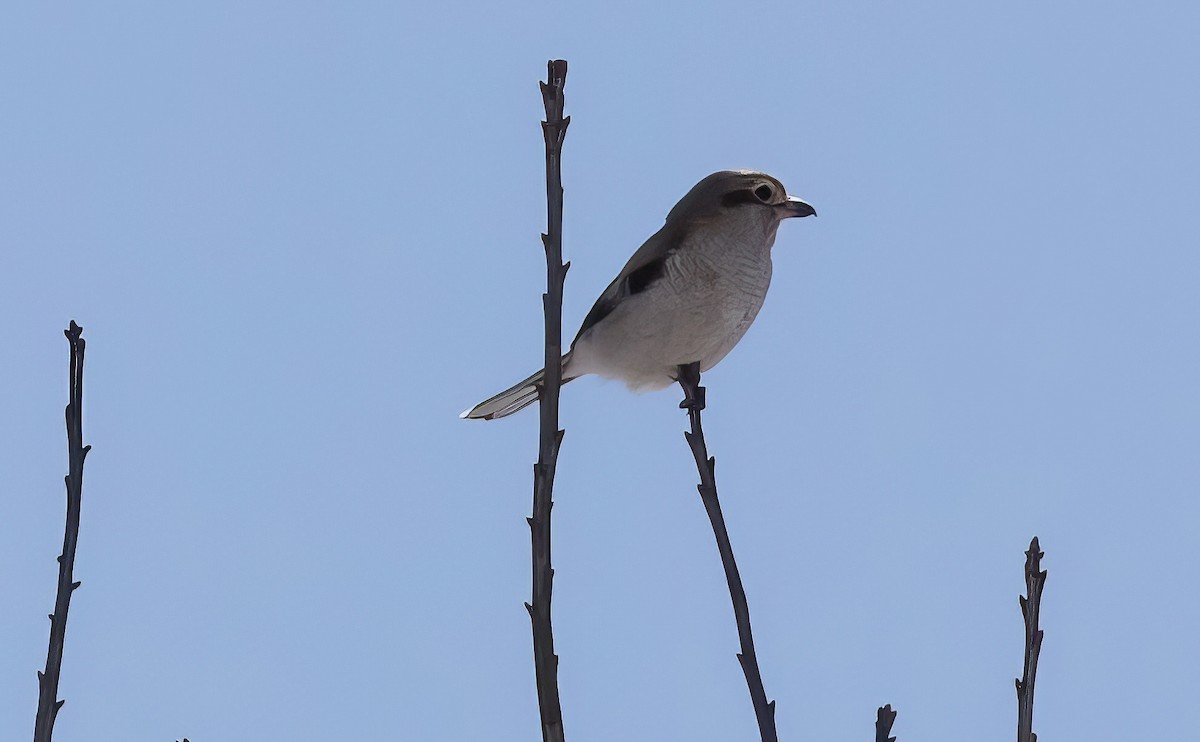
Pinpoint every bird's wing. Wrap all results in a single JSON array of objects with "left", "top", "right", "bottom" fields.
[{"left": 571, "top": 223, "right": 685, "bottom": 346}]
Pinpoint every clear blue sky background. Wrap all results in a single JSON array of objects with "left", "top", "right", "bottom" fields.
[{"left": 3, "top": 2, "right": 1198, "bottom": 740}]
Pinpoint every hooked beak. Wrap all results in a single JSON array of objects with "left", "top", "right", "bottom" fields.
[{"left": 778, "top": 196, "right": 816, "bottom": 218}]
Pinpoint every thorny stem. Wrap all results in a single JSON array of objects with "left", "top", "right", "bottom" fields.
[
  {"left": 875, "top": 704, "right": 897, "bottom": 742},
  {"left": 526, "top": 59, "right": 570, "bottom": 742},
  {"left": 34, "top": 321, "right": 91, "bottom": 742},
  {"left": 1016, "top": 537, "right": 1046, "bottom": 742},
  {"left": 676, "top": 361, "right": 778, "bottom": 742}
]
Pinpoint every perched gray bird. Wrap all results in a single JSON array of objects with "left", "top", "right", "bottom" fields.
[{"left": 463, "top": 170, "right": 815, "bottom": 420}]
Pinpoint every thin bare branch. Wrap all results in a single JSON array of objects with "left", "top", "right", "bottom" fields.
[
  {"left": 875, "top": 704, "right": 897, "bottom": 742},
  {"left": 676, "top": 362, "right": 777, "bottom": 742},
  {"left": 526, "top": 58, "right": 570, "bottom": 742},
  {"left": 34, "top": 321, "right": 91, "bottom": 742},
  {"left": 1016, "top": 537, "right": 1047, "bottom": 742}
]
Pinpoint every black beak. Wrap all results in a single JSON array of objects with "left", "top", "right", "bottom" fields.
[{"left": 778, "top": 196, "right": 816, "bottom": 218}]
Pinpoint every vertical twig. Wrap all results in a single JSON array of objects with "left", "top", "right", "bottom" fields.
[
  {"left": 526, "top": 58, "right": 570, "bottom": 742},
  {"left": 34, "top": 321, "right": 91, "bottom": 742},
  {"left": 676, "top": 362, "right": 778, "bottom": 742},
  {"left": 875, "top": 704, "right": 897, "bottom": 742},
  {"left": 1016, "top": 537, "right": 1047, "bottom": 742}
]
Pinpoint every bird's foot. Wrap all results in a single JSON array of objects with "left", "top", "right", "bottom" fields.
[{"left": 675, "top": 362, "right": 706, "bottom": 412}]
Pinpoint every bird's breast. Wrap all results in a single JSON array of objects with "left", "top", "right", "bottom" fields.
[
  {"left": 671, "top": 236, "right": 773, "bottom": 308},
  {"left": 568, "top": 230, "right": 776, "bottom": 389}
]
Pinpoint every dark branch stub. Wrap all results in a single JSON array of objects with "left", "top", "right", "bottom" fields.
[
  {"left": 676, "top": 361, "right": 778, "bottom": 742},
  {"left": 527, "top": 59, "right": 569, "bottom": 742},
  {"left": 1016, "top": 537, "right": 1047, "bottom": 742},
  {"left": 875, "top": 704, "right": 897, "bottom": 742},
  {"left": 34, "top": 321, "right": 90, "bottom": 742}
]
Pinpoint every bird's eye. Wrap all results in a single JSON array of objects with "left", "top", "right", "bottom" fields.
[{"left": 754, "top": 184, "right": 774, "bottom": 202}]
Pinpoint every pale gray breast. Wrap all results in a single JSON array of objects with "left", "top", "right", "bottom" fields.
[
  {"left": 669, "top": 228, "right": 774, "bottom": 367},
  {"left": 678, "top": 229, "right": 774, "bottom": 310}
]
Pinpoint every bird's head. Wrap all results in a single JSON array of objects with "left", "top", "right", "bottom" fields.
[{"left": 666, "top": 170, "right": 816, "bottom": 235}]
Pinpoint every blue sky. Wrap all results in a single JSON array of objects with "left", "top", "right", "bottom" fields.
[{"left": 3, "top": 1, "right": 1198, "bottom": 740}]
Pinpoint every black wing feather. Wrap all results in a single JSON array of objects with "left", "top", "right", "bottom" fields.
[
  {"left": 626, "top": 258, "right": 666, "bottom": 295},
  {"left": 573, "top": 253, "right": 669, "bottom": 344}
]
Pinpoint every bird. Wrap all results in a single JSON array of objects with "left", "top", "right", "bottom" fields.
[{"left": 462, "top": 169, "right": 815, "bottom": 420}]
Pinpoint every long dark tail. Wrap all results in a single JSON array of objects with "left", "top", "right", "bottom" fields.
[{"left": 461, "top": 353, "right": 574, "bottom": 420}]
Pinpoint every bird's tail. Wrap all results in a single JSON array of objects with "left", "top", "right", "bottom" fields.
[{"left": 461, "top": 352, "right": 575, "bottom": 421}]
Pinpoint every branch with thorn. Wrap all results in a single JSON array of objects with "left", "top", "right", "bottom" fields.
[
  {"left": 1016, "top": 537, "right": 1046, "bottom": 742},
  {"left": 34, "top": 321, "right": 91, "bottom": 742},
  {"left": 875, "top": 704, "right": 897, "bottom": 742},
  {"left": 676, "top": 361, "right": 778, "bottom": 742},
  {"left": 526, "top": 59, "right": 570, "bottom": 742}
]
